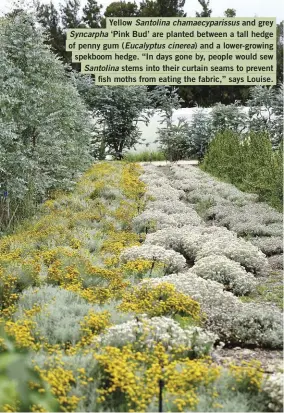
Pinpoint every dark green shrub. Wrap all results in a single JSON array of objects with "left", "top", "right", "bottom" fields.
[{"left": 202, "top": 131, "right": 283, "bottom": 211}]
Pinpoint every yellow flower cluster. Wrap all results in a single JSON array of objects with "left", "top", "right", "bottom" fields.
[
  {"left": 228, "top": 360, "right": 264, "bottom": 392},
  {"left": 78, "top": 310, "right": 111, "bottom": 347},
  {"left": 121, "top": 163, "right": 146, "bottom": 202},
  {"left": 4, "top": 318, "right": 38, "bottom": 350},
  {"left": 101, "top": 231, "right": 140, "bottom": 256},
  {"left": 0, "top": 268, "right": 19, "bottom": 310},
  {"left": 118, "top": 282, "right": 201, "bottom": 321},
  {"left": 121, "top": 259, "right": 163, "bottom": 277},
  {"left": 95, "top": 343, "right": 221, "bottom": 412},
  {"left": 34, "top": 365, "right": 81, "bottom": 412}
]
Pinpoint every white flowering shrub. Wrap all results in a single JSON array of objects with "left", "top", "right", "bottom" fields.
[
  {"left": 145, "top": 272, "right": 283, "bottom": 348},
  {"left": 132, "top": 210, "right": 177, "bottom": 233},
  {"left": 196, "top": 237, "right": 269, "bottom": 276},
  {"left": 181, "top": 226, "right": 237, "bottom": 262},
  {"left": 261, "top": 372, "right": 284, "bottom": 412},
  {"left": 135, "top": 164, "right": 282, "bottom": 348},
  {"left": 228, "top": 302, "right": 283, "bottom": 349},
  {"left": 206, "top": 203, "right": 283, "bottom": 237},
  {"left": 140, "top": 176, "right": 170, "bottom": 188},
  {"left": 268, "top": 254, "right": 283, "bottom": 270},
  {"left": 146, "top": 200, "right": 191, "bottom": 215},
  {"left": 191, "top": 255, "right": 256, "bottom": 296},
  {"left": 120, "top": 245, "right": 187, "bottom": 274},
  {"left": 145, "top": 225, "right": 237, "bottom": 264},
  {"left": 96, "top": 316, "right": 218, "bottom": 357},
  {"left": 171, "top": 212, "right": 203, "bottom": 227},
  {"left": 133, "top": 208, "right": 202, "bottom": 234},
  {"left": 145, "top": 225, "right": 197, "bottom": 254},
  {"left": 146, "top": 186, "right": 183, "bottom": 202},
  {"left": 145, "top": 224, "right": 239, "bottom": 266},
  {"left": 169, "top": 165, "right": 259, "bottom": 207},
  {"left": 250, "top": 236, "right": 283, "bottom": 256}
]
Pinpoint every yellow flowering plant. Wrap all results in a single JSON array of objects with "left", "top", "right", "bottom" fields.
[{"left": 118, "top": 282, "right": 201, "bottom": 322}]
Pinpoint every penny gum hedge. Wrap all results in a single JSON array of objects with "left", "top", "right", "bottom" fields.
[{"left": 0, "top": 162, "right": 283, "bottom": 412}]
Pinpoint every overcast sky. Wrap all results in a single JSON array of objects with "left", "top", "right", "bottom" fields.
[{"left": 0, "top": 0, "right": 283, "bottom": 21}]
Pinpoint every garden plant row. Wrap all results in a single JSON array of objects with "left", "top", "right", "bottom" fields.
[{"left": 0, "top": 162, "right": 283, "bottom": 412}]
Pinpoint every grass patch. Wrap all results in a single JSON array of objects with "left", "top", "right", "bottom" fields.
[{"left": 124, "top": 151, "right": 166, "bottom": 162}]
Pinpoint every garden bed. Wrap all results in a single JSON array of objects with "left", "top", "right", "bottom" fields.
[{"left": 0, "top": 162, "right": 283, "bottom": 412}]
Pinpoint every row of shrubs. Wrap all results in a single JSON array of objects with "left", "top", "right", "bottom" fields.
[
  {"left": 1, "top": 162, "right": 283, "bottom": 412},
  {"left": 134, "top": 165, "right": 282, "bottom": 351}
]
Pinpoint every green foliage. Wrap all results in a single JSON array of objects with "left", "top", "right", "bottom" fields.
[
  {"left": 85, "top": 82, "right": 152, "bottom": 159},
  {"left": 157, "top": 118, "right": 191, "bottom": 162},
  {"left": 187, "top": 110, "right": 213, "bottom": 160},
  {"left": 35, "top": 1, "right": 66, "bottom": 57},
  {"left": 104, "top": 1, "right": 139, "bottom": 17},
  {"left": 196, "top": 0, "right": 212, "bottom": 17},
  {"left": 211, "top": 102, "right": 247, "bottom": 135},
  {"left": 124, "top": 151, "right": 166, "bottom": 162},
  {"left": 185, "top": 87, "right": 282, "bottom": 161},
  {"left": 155, "top": 86, "right": 188, "bottom": 161},
  {"left": 0, "top": 327, "right": 59, "bottom": 412},
  {"left": 139, "top": 0, "right": 186, "bottom": 17},
  {"left": 202, "top": 131, "right": 283, "bottom": 211},
  {"left": 224, "top": 8, "right": 236, "bottom": 17},
  {"left": 247, "top": 85, "right": 283, "bottom": 148},
  {"left": 82, "top": 0, "right": 103, "bottom": 28},
  {"left": 0, "top": 12, "right": 92, "bottom": 232}
]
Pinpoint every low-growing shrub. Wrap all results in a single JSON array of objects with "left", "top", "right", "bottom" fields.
[
  {"left": 205, "top": 202, "right": 283, "bottom": 237},
  {"left": 250, "top": 236, "right": 283, "bottom": 256},
  {"left": 96, "top": 315, "right": 217, "bottom": 358},
  {"left": 94, "top": 344, "right": 221, "bottom": 412},
  {"left": 13, "top": 285, "right": 111, "bottom": 347},
  {"left": 118, "top": 282, "right": 201, "bottom": 321},
  {"left": 146, "top": 272, "right": 283, "bottom": 348},
  {"left": 191, "top": 255, "right": 256, "bottom": 296},
  {"left": 261, "top": 372, "right": 284, "bottom": 412},
  {"left": 120, "top": 244, "right": 187, "bottom": 274},
  {"left": 268, "top": 254, "right": 283, "bottom": 270},
  {"left": 196, "top": 237, "right": 269, "bottom": 276}
]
